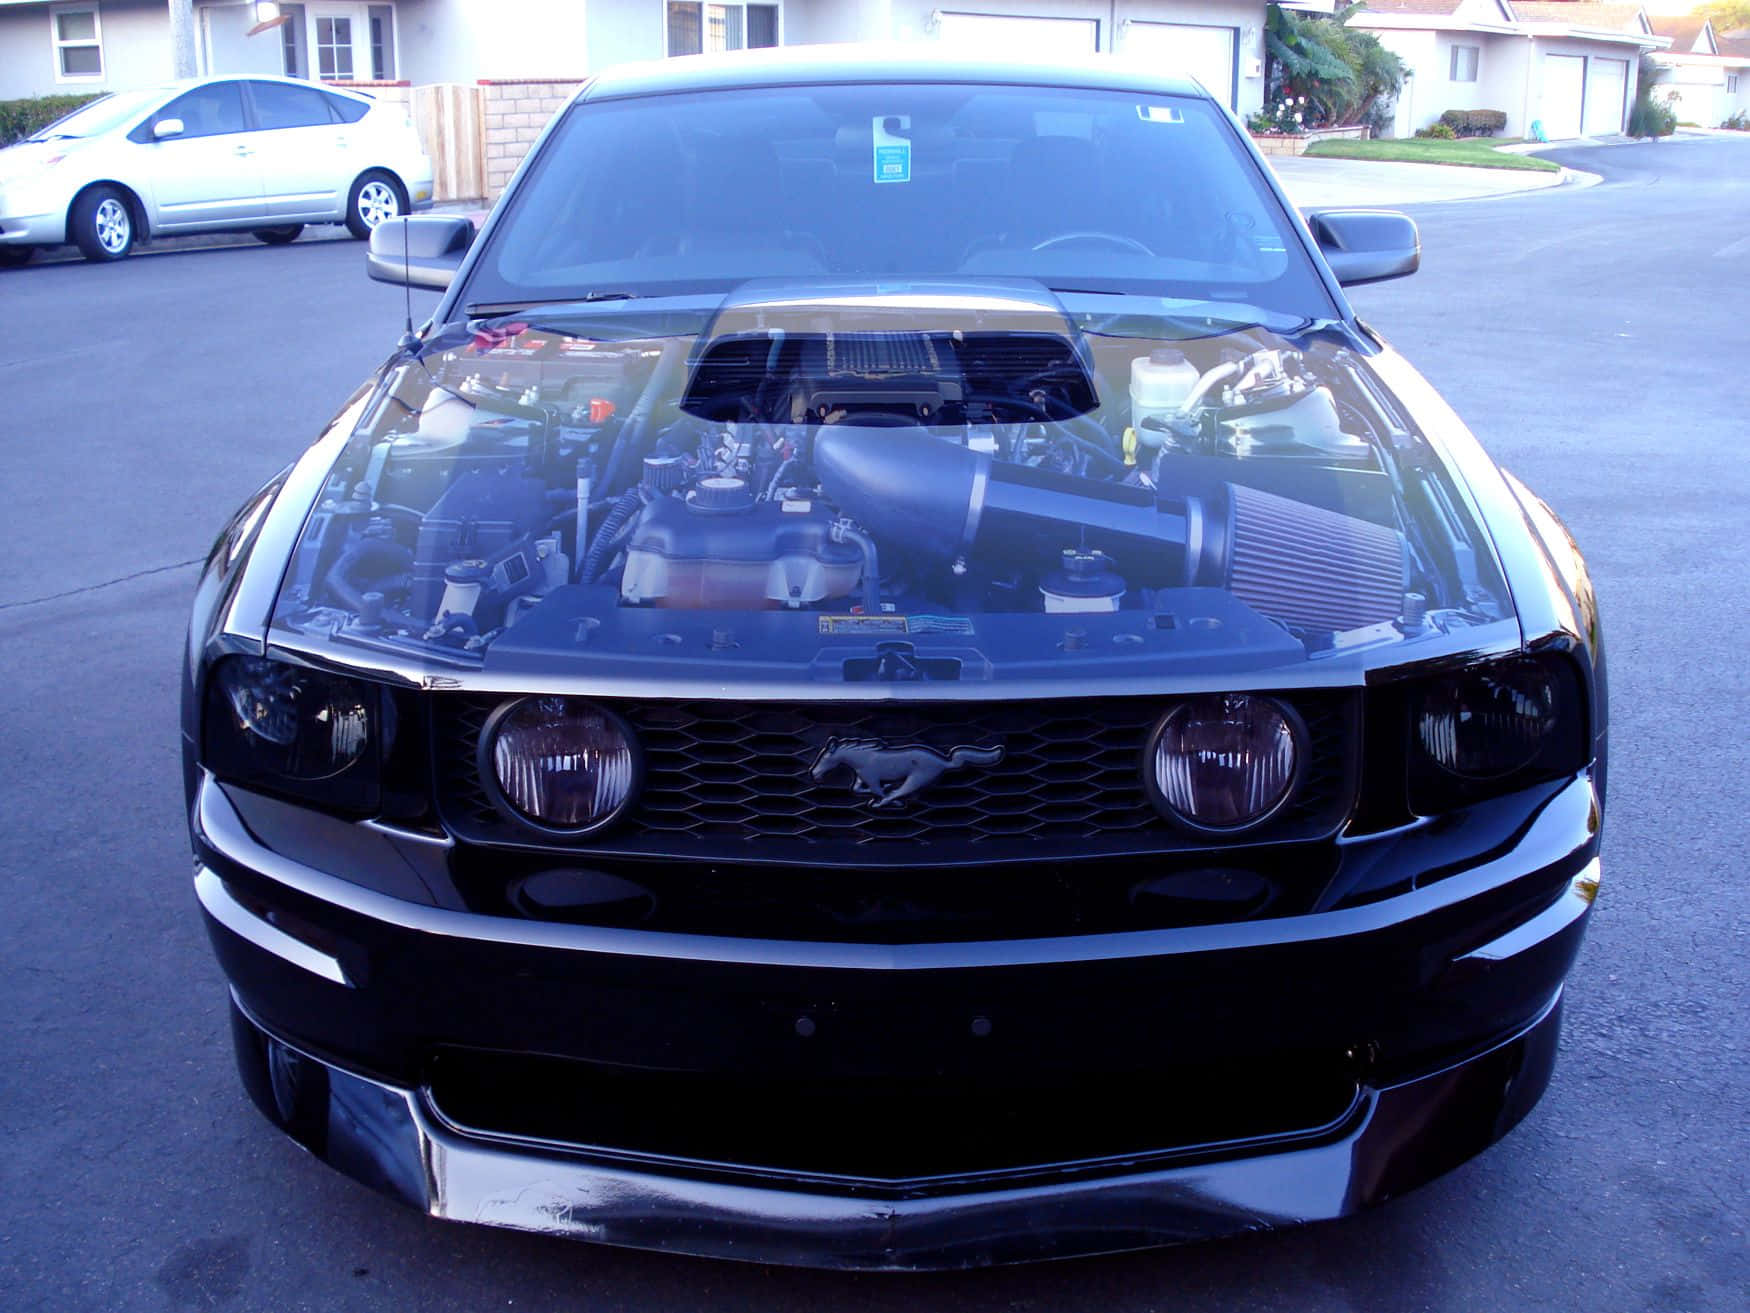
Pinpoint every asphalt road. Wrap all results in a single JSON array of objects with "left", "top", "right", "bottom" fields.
[{"left": 2, "top": 137, "right": 1746, "bottom": 1312}]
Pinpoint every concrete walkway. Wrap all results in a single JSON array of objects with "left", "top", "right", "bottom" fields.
[{"left": 1268, "top": 154, "right": 1570, "bottom": 209}]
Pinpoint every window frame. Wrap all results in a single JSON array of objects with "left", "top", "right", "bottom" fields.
[
  {"left": 315, "top": 13, "right": 357, "bottom": 81},
  {"left": 665, "top": 2, "right": 782, "bottom": 57},
  {"left": 1449, "top": 44, "right": 1480, "bottom": 84},
  {"left": 1728, "top": 73, "right": 1741, "bottom": 95},
  {"left": 50, "top": 3, "right": 104, "bottom": 84}
]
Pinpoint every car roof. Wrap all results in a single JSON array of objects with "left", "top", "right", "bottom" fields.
[
  {"left": 581, "top": 43, "right": 1209, "bottom": 104},
  {"left": 150, "top": 74, "right": 372, "bottom": 101}
]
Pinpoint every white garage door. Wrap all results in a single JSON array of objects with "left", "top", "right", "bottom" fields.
[
  {"left": 1585, "top": 57, "right": 1629, "bottom": 135},
  {"left": 935, "top": 13, "right": 1100, "bottom": 58},
  {"left": 1123, "top": 22, "right": 1238, "bottom": 109},
  {"left": 1540, "top": 54, "right": 1586, "bottom": 139}
]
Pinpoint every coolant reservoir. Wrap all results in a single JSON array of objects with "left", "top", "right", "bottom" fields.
[{"left": 1129, "top": 349, "right": 1201, "bottom": 442}]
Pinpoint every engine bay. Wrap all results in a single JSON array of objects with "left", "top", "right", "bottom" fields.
[{"left": 269, "top": 286, "right": 1507, "bottom": 674}]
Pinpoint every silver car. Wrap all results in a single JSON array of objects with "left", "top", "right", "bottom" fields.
[{"left": 0, "top": 75, "right": 433, "bottom": 264}]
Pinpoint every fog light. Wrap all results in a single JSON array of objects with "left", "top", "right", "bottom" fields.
[
  {"left": 1146, "top": 694, "right": 1301, "bottom": 833},
  {"left": 483, "top": 697, "right": 639, "bottom": 834}
]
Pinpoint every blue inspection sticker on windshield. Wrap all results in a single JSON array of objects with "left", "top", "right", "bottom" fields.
[{"left": 873, "top": 115, "right": 912, "bottom": 183}]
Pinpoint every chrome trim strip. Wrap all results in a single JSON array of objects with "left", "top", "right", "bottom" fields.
[
  {"left": 252, "top": 620, "right": 1523, "bottom": 702},
  {"left": 196, "top": 770, "right": 1598, "bottom": 972},
  {"left": 360, "top": 818, "right": 456, "bottom": 849},
  {"left": 194, "top": 865, "right": 352, "bottom": 986},
  {"left": 1456, "top": 858, "right": 1600, "bottom": 964}
]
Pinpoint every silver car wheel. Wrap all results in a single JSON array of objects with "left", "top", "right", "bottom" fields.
[
  {"left": 95, "top": 198, "right": 131, "bottom": 254},
  {"left": 355, "top": 180, "right": 401, "bottom": 230}
]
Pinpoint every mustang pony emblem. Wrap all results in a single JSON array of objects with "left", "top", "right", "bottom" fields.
[{"left": 808, "top": 737, "right": 1004, "bottom": 808}]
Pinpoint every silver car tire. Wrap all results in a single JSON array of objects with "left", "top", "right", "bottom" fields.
[
  {"left": 345, "top": 171, "right": 406, "bottom": 239},
  {"left": 71, "top": 187, "right": 135, "bottom": 262}
]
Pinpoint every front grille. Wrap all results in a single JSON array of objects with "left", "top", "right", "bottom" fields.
[{"left": 432, "top": 691, "right": 1356, "bottom": 861}]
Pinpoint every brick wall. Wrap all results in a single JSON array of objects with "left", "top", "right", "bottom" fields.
[{"left": 481, "top": 79, "right": 585, "bottom": 199}]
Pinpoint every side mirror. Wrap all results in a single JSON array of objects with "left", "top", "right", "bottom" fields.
[
  {"left": 1306, "top": 209, "right": 1420, "bottom": 286},
  {"left": 152, "top": 117, "right": 185, "bottom": 140},
  {"left": 366, "top": 215, "right": 475, "bottom": 291}
]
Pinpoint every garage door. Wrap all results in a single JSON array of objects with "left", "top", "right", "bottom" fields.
[
  {"left": 1123, "top": 22, "right": 1238, "bottom": 109},
  {"left": 1585, "top": 56, "right": 1628, "bottom": 135},
  {"left": 1540, "top": 54, "right": 1586, "bottom": 139},
  {"left": 935, "top": 13, "right": 1100, "bottom": 57}
]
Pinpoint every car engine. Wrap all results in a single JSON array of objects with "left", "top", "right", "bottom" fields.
[{"left": 271, "top": 293, "right": 1497, "bottom": 663}]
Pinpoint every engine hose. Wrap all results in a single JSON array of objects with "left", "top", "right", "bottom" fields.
[
  {"left": 601, "top": 338, "right": 690, "bottom": 495},
  {"left": 582, "top": 487, "right": 646, "bottom": 582},
  {"left": 324, "top": 538, "right": 415, "bottom": 614},
  {"left": 831, "top": 520, "right": 882, "bottom": 615}
]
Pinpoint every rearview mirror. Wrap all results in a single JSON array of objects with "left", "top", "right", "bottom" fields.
[
  {"left": 366, "top": 215, "right": 475, "bottom": 291},
  {"left": 152, "top": 118, "right": 185, "bottom": 140},
  {"left": 1305, "top": 209, "right": 1420, "bottom": 286}
]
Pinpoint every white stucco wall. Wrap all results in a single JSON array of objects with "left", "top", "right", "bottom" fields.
[
  {"left": 198, "top": 0, "right": 284, "bottom": 79},
  {"left": 0, "top": 0, "right": 173, "bottom": 99},
  {"left": 1653, "top": 59, "right": 1724, "bottom": 125},
  {"left": 397, "top": 0, "right": 592, "bottom": 83}
]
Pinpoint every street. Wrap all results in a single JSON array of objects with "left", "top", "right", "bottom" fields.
[{"left": 1, "top": 137, "right": 1745, "bottom": 1311}]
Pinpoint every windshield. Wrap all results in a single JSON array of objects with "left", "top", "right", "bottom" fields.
[
  {"left": 461, "top": 84, "right": 1334, "bottom": 320},
  {"left": 28, "top": 88, "right": 161, "bottom": 140},
  {"left": 268, "top": 287, "right": 1511, "bottom": 684}
]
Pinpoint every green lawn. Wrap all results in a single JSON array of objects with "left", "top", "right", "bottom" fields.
[{"left": 1303, "top": 138, "right": 1562, "bottom": 172}]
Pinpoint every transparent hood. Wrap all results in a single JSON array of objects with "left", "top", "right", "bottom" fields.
[{"left": 268, "top": 282, "right": 1513, "bottom": 687}]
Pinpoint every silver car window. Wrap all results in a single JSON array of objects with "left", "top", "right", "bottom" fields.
[{"left": 154, "top": 83, "right": 248, "bottom": 139}]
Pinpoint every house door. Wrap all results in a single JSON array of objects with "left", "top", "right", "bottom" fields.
[
  {"left": 1123, "top": 22, "right": 1238, "bottom": 110},
  {"left": 1540, "top": 54, "right": 1586, "bottom": 139},
  {"left": 1584, "top": 57, "right": 1628, "bottom": 135}
]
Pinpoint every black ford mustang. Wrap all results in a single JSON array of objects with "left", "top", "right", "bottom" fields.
[{"left": 183, "top": 47, "right": 1607, "bottom": 1269}]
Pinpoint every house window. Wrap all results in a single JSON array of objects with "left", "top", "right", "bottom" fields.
[
  {"left": 666, "top": 3, "right": 780, "bottom": 56},
  {"left": 317, "top": 15, "right": 355, "bottom": 80},
  {"left": 51, "top": 6, "right": 103, "bottom": 81},
  {"left": 281, "top": 4, "right": 308, "bottom": 78},
  {"left": 1730, "top": 73, "right": 1741, "bottom": 95},
  {"left": 368, "top": 4, "right": 395, "bottom": 80},
  {"left": 1450, "top": 44, "right": 1480, "bottom": 83}
]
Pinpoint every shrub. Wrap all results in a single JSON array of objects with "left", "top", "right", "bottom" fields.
[
  {"left": 1415, "top": 121, "right": 1458, "bottom": 139},
  {"left": 1627, "top": 53, "right": 1678, "bottom": 137},
  {"left": 1722, "top": 110, "right": 1750, "bottom": 131},
  {"left": 1265, "top": 4, "right": 1406, "bottom": 129},
  {"left": 0, "top": 93, "right": 102, "bottom": 148},
  {"left": 1248, "top": 96, "right": 1310, "bottom": 135},
  {"left": 1439, "top": 108, "right": 1508, "bottom": 137}
]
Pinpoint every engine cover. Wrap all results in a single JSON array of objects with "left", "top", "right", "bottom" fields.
[{"left": 620, "top": 494, "right": 862, "bottom": 609}]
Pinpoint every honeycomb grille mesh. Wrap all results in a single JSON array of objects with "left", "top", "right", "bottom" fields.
[{"left": 433, "top": 693, "right": 1354, "bottom": 857}]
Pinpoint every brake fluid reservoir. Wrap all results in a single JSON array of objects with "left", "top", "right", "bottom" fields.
[{"left": 1130, "top": 349, "right": 1200, "bottom": 444}]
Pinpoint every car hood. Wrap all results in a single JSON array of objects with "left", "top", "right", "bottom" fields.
[
  {"left": 0, "top": 138, "right": 92, "bottom": 183},
  {"left": 261, "top": 282, "right": 1518, "bottom": 694}
]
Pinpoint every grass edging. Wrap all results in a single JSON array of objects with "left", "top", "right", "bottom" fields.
[{"left": 1303, "top": 139, "right": 1562, "bottom": 172}]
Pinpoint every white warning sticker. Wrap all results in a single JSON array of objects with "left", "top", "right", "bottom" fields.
[{"left": 873, "top": 115, "right": 912, "bottom": 184}]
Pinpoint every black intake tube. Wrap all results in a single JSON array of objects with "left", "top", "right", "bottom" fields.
[
  {"left": 813, "top": 426, "right": 1409, "bottom": 630},
  {"left": 814, "top": 426, "right": 1193, "bottom": 584}
]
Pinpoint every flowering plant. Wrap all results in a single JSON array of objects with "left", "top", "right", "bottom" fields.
[{"left": 1246, "top": 96, "right": 1307, "bottom": 136}]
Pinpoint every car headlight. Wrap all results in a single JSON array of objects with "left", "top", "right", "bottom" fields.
[
  {"left": 1409, "top": 654, "right": 1589, "bottom": 811},
  {"left": 1145, "top": 694, "right": 1302, "bottom": 834},
  {"left": 482, "top": 697, "right": 639, "bottom": 835},
  {"left": 202, "top": 656, "right": 381, "bottom": 810}
]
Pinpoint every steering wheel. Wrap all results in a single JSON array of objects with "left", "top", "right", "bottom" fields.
[{"left": 1030, "top": 230, "right": 1156, "bottom": 256}]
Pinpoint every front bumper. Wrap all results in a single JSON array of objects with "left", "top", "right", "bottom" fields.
[
  {"left": 0, "top": 209, "right": 66, "bottom": 246},
  {"left": 194, "top": 771, "right": 1600, "bottom": 1268},
  {"left": 228, "top": 988, "right": 1565, "bottom": 1269}
]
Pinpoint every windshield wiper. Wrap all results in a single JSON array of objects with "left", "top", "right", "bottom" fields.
[{"left": 465, "top": 290, "right": 639, "bottom": 317}]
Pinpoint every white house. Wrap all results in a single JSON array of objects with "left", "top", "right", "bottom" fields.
[
  {"left": 1647, "top": 15, "right": 1750, "bottom": 124},
  {"left": 1353, "top": 0, "right": 1669, "bottom": 138},
  {"left": 0, "top": 0, "right": 1301, "bottom": 120}
]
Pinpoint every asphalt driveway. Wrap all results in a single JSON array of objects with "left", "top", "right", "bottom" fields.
[{"left": 0, "top": 135, "right": 1745, "bottom": 1312}]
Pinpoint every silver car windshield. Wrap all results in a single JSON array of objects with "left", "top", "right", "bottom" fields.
[{"left": 28, "top": 88, "right": 161, "bottom": 140}]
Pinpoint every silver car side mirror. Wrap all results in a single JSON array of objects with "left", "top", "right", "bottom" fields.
[{"left": 152, "top": 118, "right": 185, "bottom": 140}]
